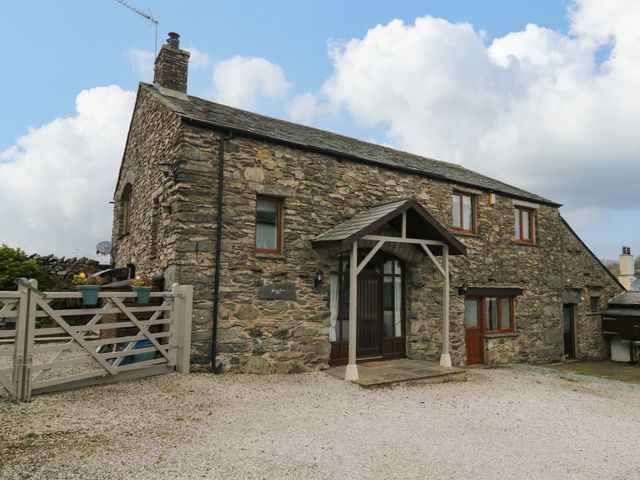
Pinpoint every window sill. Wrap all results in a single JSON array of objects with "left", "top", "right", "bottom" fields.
[
  {"left": 484, "top": 331, "right": 519, "bottom": 339},
  {"left": 513, "top": 240, "right": 538, "bottom": 247},
  {"left": 452, "top": 230, "right": 481, "bottom": 238},
  {"left": 255, "top": 252, "right": 286, "bottom": 260}
]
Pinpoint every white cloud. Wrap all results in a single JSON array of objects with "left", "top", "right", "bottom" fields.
[
  {"left": 287, "top": 92, "right": 320, "bottom": 123},
  {"left": 298, "top": 0, "right": 640, "bottom": 233},
  {"left": 125, "top": 48, "right": 155, "bottom": 81},
  {"left": 0, "top": 86, "right": 135, "bottom": 258},
  {"left": 185, "top": 46, "right": 211, "bottom": 69},
  {"left": 210, "top": 55, "right": 291, "bottom": 110}
]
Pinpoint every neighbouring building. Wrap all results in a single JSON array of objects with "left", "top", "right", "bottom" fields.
[
  {"left": 603, "top": 247, "right": 640, "bottom": 363},
  {"left": 111, "top": 33, "right": 623, "bottom": 377}
]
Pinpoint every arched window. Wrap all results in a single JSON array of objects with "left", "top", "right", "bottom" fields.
[{"left": 120, "top": 184, "right": 132, "bottom": 235}]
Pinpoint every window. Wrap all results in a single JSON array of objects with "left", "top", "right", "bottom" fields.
[
  {"left": 514, "top": 206, "right": 535, "bottom": 243},
  {"left": 255, "top": 195, "right": 282, "bottom": 253},
  {"left": 464, "top": 299, "right": 479, "bottom": 327},
  {"left": 590, "top": 296, "right": 600, "bottom": 313},
  {"left": 382, "top": 259, "right": 403, "bottom": 338},
  {"left": 465, "top": 296, "right": 515, "bottom": 333},
  {"left": 150, "top": 197, "right": 160, "bottom": 259},
  {"left": 120, "top": 184, "right": 132, "bottom": 236},
  {"left": 452, "top": 192, "right": 476, "bottom": 233}
]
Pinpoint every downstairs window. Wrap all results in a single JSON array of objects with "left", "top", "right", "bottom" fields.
[{"left": 465, "top": 296, "right": 516, "bottom": 333}]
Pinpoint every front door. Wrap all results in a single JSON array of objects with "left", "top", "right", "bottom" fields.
[
  {"left": 563, "top": 304, "right": 575, "bottom": 359},
  {"left": 464, "top": 298, "right": 484, "bottom": 365},
  {"left": 329, "top": 252, "right": 406, "bottom": 364},
  {"left": 357, "top": 274, "right": 382, "bottom": 357}
]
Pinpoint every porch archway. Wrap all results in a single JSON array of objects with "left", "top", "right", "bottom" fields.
[{"left": 313, "top": 198, "right": 467, "bottom": 381}]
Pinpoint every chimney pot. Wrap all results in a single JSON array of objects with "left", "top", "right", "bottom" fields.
[{"left": 167, "top": 32, "right": 180, "bottom": 48}]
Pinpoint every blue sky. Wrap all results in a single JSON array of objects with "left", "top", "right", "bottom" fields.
[
  {"left": 1, "top": 0, "right": 638, "bottom": 261},
  {"left": 1, "top": 0, "right": 571, "bottom": 150}
]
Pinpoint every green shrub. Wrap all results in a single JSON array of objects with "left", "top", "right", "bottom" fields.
[{"left": 0, "top": 245, "right": 39, "bottom": 290}]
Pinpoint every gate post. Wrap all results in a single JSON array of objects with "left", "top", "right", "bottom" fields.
[
  {"left": 171, "top": 283, "right": 192, "bottom": 374},
  {"left": 21, "top": 279, "right": 38, "bottom": 402},
  {"left": 13, "top": 279, "right": 29, "bottom": 403},
  {"left": 13, "top": 279, "right": 37, "bottom": 402}
]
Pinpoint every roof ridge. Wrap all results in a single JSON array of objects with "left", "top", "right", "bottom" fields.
[{"left": 141, "top": 82, "right": 559, "bottom": 207}]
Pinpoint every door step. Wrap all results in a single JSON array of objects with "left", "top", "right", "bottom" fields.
[{"left": 326, "top": 358, "right": 466, "bottom": 388}]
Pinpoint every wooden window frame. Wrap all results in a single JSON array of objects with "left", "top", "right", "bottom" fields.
[
  {"left": 589, "top": 296, "right": 600, "bottom": 313},
  {"left": 514, "top": 206, "right": 535, "bottom": 244},
  {"left": 120, "top": 184, "right": 132, "bottom": 236},
  {"left": 451, "top": 191, "right": 477, "bottom": 234},
  {"left": 255, "top": 195, "right": 283, "bottom": 254},
  {"left": 466, "top": 296, "right": 516, "bottom": 334}
]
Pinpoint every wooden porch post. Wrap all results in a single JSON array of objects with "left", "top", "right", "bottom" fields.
[
  {"left": 345, "top": 241, "right": 359, "bottom": 381},
  {"left": 440, "top": 244, "right": 452, "bottom": 367}
]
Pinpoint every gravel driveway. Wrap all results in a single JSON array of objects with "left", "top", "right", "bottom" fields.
[{"left": 1, "top": 367, "right": 639, "bottom": 479}]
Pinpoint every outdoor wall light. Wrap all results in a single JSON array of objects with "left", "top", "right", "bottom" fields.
[
  {"left": 457, "top": 283, "right": 468, "bottom": 296},
  {"left": 314, "top": 270, "right": 323, "bottom": 288}
]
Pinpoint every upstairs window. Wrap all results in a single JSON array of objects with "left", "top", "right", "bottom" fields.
[
  {"left": 452, "top": 192, "right": 476, "bottom": 233},
  {"left": 256, "top": 195, "right": 282, "bottom": 253},
  {"left": 514, "top": 206, "right": 535, "bottom": 243},
  {"left": 120, "top": 184, "right": 132, "bottom": 236}
]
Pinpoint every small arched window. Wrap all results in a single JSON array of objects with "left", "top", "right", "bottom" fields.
[{"left": 120, "top": 184, "right": 132, "bottom": 235}]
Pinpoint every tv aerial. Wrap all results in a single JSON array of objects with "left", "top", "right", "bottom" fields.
[{"left": 113, "top": 0, "right": 160, "bottom": 56}]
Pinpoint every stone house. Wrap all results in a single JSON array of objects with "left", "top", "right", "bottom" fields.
[{"left": 111, "top": 33, "right": 622, "bottom": 376}]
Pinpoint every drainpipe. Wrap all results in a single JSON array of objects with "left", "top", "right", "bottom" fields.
[{"left": 212, "top": 131, "right": 233, "bottom": 374}]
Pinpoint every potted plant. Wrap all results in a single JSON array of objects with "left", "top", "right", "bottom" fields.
[
  {"left": 130, "top": 276, "right": 152, "bottom": 304},
  {"left": 73, "top": 272, "right": 103, "bottom": 306}
]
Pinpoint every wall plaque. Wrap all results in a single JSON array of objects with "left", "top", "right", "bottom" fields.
[{"left": 258, "top": 283, "right": 297, "bottom": 301}]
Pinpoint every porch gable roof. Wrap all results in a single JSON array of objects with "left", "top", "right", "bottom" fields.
[{"left": 312, "top": 198, "right": 467, "bottom": 256}]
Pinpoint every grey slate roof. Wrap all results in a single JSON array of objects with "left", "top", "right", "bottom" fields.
[
  {"left": 311, "top": 197, "right": 467, "bottom": 255},
  {"left": 605, "top": 291, "right": 640, "bottom": 318},
  {"left": 142, "top": 83, "right": 559, "bottom": 206},
  {"left": 313, "top": 199, "right": 409, "bottom": 244},
  {"left": 608, "top": 291, "right": 640, "bottom": 306}
]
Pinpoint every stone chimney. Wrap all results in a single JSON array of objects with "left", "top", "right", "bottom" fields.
[
  {"left": 618, "top": 246, "right": 634, "bottom": 290},
  {"left": 153, "top": 32, "right": 190, "bottom": 93}
]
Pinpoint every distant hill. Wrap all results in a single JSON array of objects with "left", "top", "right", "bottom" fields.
[{"left": 602, "top": 256, "right": 640, "bottom": 276}]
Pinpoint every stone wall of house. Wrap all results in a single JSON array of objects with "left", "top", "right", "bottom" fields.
[
  {"left": 160, "top": 125, "right": 621, "bottom": 372},
  {"left": 110, "top": 86, "right": 183, "bottom": 286},
  {"left": 559, "top": 222, "right": 620, "bottom": 360},
  {"left": 112, "top": 91, "right": 622, "bottom": 372}
]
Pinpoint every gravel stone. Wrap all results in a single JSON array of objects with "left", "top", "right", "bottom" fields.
[{"left": 1, "top": 368, "right": 639, "bottom": 479}]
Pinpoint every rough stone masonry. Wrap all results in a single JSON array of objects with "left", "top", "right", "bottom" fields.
[{"left": 111, "top": 36, "right": 622, "bottom": 373}]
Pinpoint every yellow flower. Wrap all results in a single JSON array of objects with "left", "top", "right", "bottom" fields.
[{"left": 78, "top": 272, "right": 86, "bottom": 279}]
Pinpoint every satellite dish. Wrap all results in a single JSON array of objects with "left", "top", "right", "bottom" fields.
[{"left": 96, "top": 241, "right": 112, "bottom": 255}]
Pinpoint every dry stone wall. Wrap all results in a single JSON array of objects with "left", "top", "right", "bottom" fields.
[{"left": 31, "top": 255, "right": 107, "bottom": 289}]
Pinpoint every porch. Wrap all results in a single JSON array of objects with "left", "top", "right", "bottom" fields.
[
  {"left": 326, "top": 358, "right": 466, "bottom": 388},
  {"left": 313, "top": 198, "right": 468, "bottom": 381}
]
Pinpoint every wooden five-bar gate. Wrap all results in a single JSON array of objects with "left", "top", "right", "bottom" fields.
[{"left": 0, "top": 279, "right": 192, "bottom": 403}]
